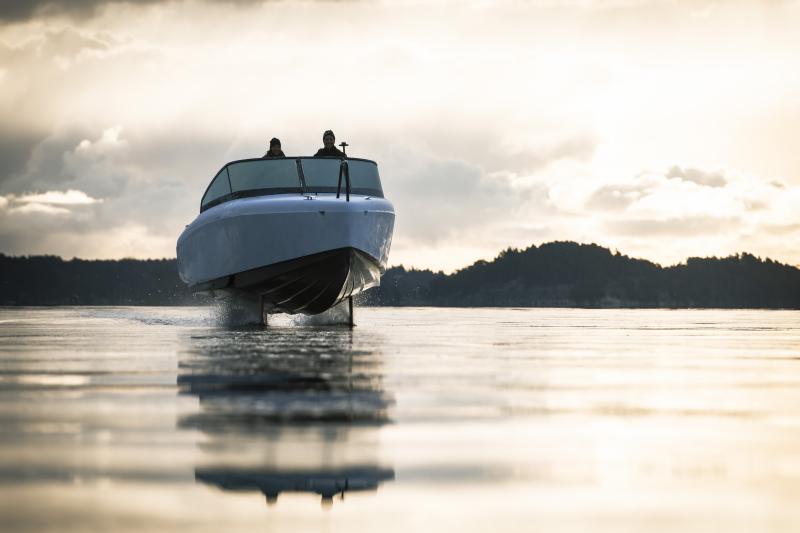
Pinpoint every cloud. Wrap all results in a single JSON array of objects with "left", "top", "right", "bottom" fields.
[
  {"left": 0, "top": 122, "right": 240, "bottom": 259},
  {"left": 0, "top": 29, "right": 140, "bottom": 186},
  {"left": 7, "top": 202, "right": 71, "bottom": 215},
  {"left": 585, "top": 183, "right": 651, "bottom": 211},
  {"left": 605, "top": 215, "right": 740, "bottom": 237},
  {"left": 406, "top": 125, "right": 597, "bottom": 176},
  {"left": 666, "top": 166, "right": 727, "bottom": 188},
  {"left": 2, "top": 0, "right": 800, "bottom": 272},
  {"left": 14, "top": 189, "right": 101, "bottom": 205},
  {"left": 0, "top": 186, "right": 103, "bottom": 253},
  {"left": 764, "top": 222, "right": 800, "bottom": 235},
  {"left": 0, "top": 129, "right": 41, "bottom": 183},
  {"left": 0, "top": 0, "right": 342, "bottom": 23},
  {"left": 0, "top": 1, "right": 160, "bottom": 22},
  {"left": 1, "top": 188, "right": 101, "bottom": 214},
  {"left": 1, "top": 127, "right": 127, "bottom": 197},
  {"left": 585, "top": 166, "right": 752, "bottom": 218},
  {"left": 379, "top": 145, "right": 562, "bottom": 246},
  {"left": 578, "top": 163, "right": 800, "bottom": 266},
  {"left": 0, "top": 27, "right": 155, "bottom": 146},
  {"left": 0, "top": 185, "right": 178, "bottom": 258}
]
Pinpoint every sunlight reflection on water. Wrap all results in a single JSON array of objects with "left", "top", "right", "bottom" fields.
[{"left": 0, "top": 307, "right": 799, "bottom": 532}]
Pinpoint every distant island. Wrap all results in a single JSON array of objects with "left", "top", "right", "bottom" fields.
[{"left": 2, "top": 242, "right": 799, "bottom": 308}]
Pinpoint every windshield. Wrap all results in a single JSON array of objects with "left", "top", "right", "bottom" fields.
[
  {"left": 300, "top": 158, "right": 383, "bottom": 196},
  {"left": 200, "top": 157, "right": 383, "bottom": 212},
  {"left": 227, "top": 159, "right": 301, "bottom": 194},
  {"left": 200, "top": 168, "right": 231, "bottom": 211},
  {"left": 347, "top": 160, "right": 382, "bottom": 192}
]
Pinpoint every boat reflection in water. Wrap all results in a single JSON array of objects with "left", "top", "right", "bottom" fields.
[{"left": 177, "top": 325, "right": 394, "bottom": 507}]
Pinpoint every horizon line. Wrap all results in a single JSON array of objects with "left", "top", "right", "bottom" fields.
[{"left": 3, "top": 240, "right": 798, "bottom": 272}]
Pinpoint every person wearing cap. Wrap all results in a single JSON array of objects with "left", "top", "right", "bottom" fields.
[
  {"left": 263, "top": 138, "right": 285, "bottom": 158},
  {"left": 313, "top": 130, "right": 346, "bottom": 158}
]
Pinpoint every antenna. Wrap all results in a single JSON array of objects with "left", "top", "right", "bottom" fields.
[{"left": 339, "top": 141, "right": 348, "bottom": 155}]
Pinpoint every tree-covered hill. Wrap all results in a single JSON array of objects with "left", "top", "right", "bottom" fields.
[
  {"left": 367, "top": 242, "right": 800, "bottom": 308},
  {"left": 0, "top": 255, "right": 196, "bottom": 306},
  {"left": 2, "top": 241, "right": 799, "bottom": 308}
]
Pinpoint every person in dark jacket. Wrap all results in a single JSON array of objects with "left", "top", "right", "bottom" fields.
[
  {"left": 263, "top": 138, "right": 285, "bottom": 158},
  {"left": 313, "top": 130, "right": 346, "bottom": 158}
]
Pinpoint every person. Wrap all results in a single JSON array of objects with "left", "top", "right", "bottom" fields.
[
  {"left": 313, "top": 130, "right": 346, "bottom": 158},
  {"left": 263, "top": 138, "right": 285, "bottom": 158}
]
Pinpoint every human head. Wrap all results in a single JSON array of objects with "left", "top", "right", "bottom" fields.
[
  {"left": 269, "top": 137, "right": 281, "bottom": 153},
  {"left": 323, "top": 130, "right": 335, "bottom": 149}
]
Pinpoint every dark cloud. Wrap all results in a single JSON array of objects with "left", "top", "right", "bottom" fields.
[
  {"left": 0, "top": 131, "right": 86, "bottom": 193},
  {"left": 0, "top": 130, "right": 42, "bottom": 183},
  {"left": 380, "top": 151, "right": 549, "bottom": 244},
  {"left": 0, "top": 125, "right": 236, "bottom": 258},
  {"left": 0, "top": 30, "right": 130, "bottom": 173},
  {"left": 0, "top": 0, "right": 338, "bottom": 23},
  {"left": 0, "top": 1, "right": 161, "bottom": 22},
  {"left": 0, "top": 120, "right": 552, "bottom": 256},
  {"left": 666, "top": 165, "right": 727, "bottom": 188},
  {"left": 0, "top": 27, "right": 128, "bottom": 69},
  {"left": 0, "top": 126, "right": 229, "bottom": 194}
]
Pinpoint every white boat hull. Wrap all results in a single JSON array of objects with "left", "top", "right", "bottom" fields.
[{"left": 176, "top": 193, "right": 394, "bottom": 313}]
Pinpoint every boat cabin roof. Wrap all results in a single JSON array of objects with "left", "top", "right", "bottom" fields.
[{"left": 200, "top": 156, "right": 384, "bottom": 213}]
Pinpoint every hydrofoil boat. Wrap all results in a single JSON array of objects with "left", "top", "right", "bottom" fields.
[{"left": 176, "top": 153, "right": 394, "bottom": 325}]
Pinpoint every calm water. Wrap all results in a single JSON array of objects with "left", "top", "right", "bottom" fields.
[{"left": 1, "top": 307, "right": 800, "bottom": 532}]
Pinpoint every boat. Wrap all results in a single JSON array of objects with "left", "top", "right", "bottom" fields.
[
  {"left": 195, "top": 467, "right": 395, "bottom": 507},
  {"left": 176, "top": 152, "right": 395, "bottom": 323}
]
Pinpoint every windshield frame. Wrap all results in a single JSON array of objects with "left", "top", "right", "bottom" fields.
[{"left": 199, "top": 156, "right": 383, "bottom": 212}]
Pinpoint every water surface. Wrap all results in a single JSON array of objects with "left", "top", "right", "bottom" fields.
[{"left": 1, "top": 307, "right": 799, "bottom": 532}]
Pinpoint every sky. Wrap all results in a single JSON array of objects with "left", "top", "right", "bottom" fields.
[{"left": 1, "top": 0, "right": 799, "bottom": 272}]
